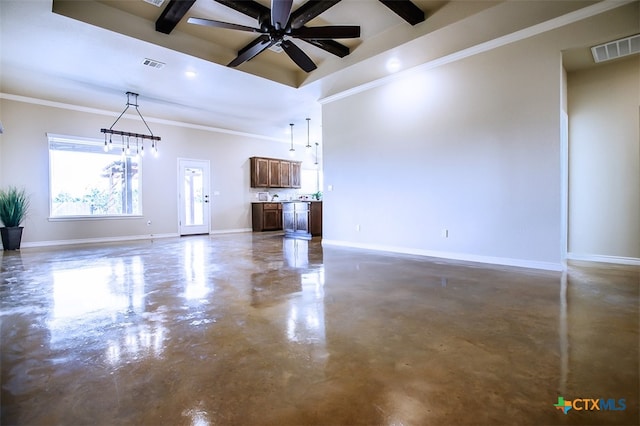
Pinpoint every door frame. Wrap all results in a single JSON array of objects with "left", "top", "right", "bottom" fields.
[{"left": 177, "top": 158, "right": 211, "bottom": 236}]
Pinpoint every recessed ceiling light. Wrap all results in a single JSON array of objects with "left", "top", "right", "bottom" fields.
[
  {"left": 386, "top": 58, "right": 402, "bottom": 73},
  {"left": 185, "top": 70, "right": 197, "bottom": 79}
]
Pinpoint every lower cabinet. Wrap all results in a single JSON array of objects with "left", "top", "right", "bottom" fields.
[
  {"left": 282, "top": 201, "right": 311, "bottom": 240},
  {"left": 252, "top": 203, "right": 282, "bottom": 231},
  {"left": 252, "top": 201, "right": 322, "bottom": 237},
  {"left": 309, "top": 202, "right": 322, "bottom": 237}
]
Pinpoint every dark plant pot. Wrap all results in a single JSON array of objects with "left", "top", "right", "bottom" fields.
[{"left": 1, "top": 227, "right": 24, "bottom": 250}]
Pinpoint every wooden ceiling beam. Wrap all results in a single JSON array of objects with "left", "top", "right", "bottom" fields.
[
  {"left": 156, "top": 0, "right": 196, "bottom": 34},
  {"left": 378, "top": 0, "right": 425, "bottom": 26},
  {"left": 289, "top": 0, "right": 342, "bottom": 29},
  {"left": 214, "top": 0, "right": 270, "bottom": 21}
]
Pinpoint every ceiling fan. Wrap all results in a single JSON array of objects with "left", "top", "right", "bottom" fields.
[{"left": 188, "top": 0, "right": 360, "bottom": 72}]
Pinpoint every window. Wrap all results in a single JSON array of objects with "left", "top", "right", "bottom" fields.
[
  {"left": 300, "top": 168, "right": 323, "bottom": 195},
  {"left": 48, "top": 134, "right": 142, "bottom": 218}
]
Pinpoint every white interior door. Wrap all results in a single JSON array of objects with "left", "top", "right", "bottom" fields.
[{"left": 178, "top": 158, "right": 210, "bottom": 235}]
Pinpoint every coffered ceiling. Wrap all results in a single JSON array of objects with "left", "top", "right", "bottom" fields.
[
  {"left": 52, "top": 0, "right": 456, "bottom": 87},
  {"left": 1, "top": 0, "right": 634, "bottom": 141}
]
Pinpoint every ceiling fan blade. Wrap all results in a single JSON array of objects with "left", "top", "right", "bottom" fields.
[
  {"left": 300, "top": 39, "right": 350, "bottom": 58},
  {"left": 281, "top": 39, "right": 317, "bottom": 72},
  {"left": 187, "top": 17, "right": 261, "bottom": 33},
  {"left": 289, "top": 0, "right": 341, "bottom": 29},
  {"left": 292, "top": 25, "right": 360, "bottom": 39},
  {"left": 271, "top": 0, "right": 293, "bottom": 30},
  {"left": 214, "top": 0, "right": 270, "bottom": 20},
  {"left": 228, "top": 35, "right": 275, "bottom": 67}
]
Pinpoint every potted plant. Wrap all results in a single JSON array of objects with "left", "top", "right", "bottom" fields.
[{"left": 0, "top": 186, "right": 30, "bottom": 250}]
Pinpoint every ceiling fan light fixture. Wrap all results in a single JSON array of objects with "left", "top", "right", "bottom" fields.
[{"left": 269, "top": 43, "right": 284, "bottom": 53}]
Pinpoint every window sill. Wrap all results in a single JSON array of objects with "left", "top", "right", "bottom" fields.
[{"left": 48, "top": 215, "right": 144, "bottom": 222}]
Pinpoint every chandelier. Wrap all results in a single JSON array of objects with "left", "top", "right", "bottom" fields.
[{"left": 101, "top": 92, "right": 160, "bottom": 156}]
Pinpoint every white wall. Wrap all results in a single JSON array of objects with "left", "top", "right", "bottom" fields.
[
  {"left": 320, "top": 1, "right": 640, "bottom": 269},
  {"left": 0, "top": 97, "right": 314, "bottom": 245},
  {"left": 568, "top": 56, "right": 640, "bottom": 260},
  {"left": 322, "top": 36, "right": 563, "bottom": 269}
]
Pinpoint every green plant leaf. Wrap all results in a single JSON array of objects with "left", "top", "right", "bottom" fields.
[{"left": 0, "top": 186, "right": 30, "bottom": 227}]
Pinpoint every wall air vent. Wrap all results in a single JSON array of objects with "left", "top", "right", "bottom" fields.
[
  {"left": 591, "top": 34, "right": 640, "bottom": 63},
  {"left": 143, "top": 0, "right": 165, "bottom": 7},
  {"left": 142, "top": 58, "right": 165, "bottom": 69}
]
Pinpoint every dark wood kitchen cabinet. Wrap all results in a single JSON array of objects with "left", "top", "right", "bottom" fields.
[
  {"left": 250, "top": 157, "right": 301, "bottom": 188},
  {"left": 252, "top": 202, "right": 282, "bottom": 231},
  {"left": 251, "top": 157, "right": 270, "bottom": 187},
  {"left": 279, "top": 160, "right": 291, "bottom": 187},
  {"left": 309, "top": 202, "right": 322, "bottom": 237},
  {"left": 268, "top": 159, "right": 281, "bottom": 187}
]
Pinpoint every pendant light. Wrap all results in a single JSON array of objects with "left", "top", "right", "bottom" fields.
[
  {"left": 101, "top": 91, "right": 160, "bottom": 157},
  {"left": 289, "top": 123, "right": 295, "bottom": 157},
  {"left": 305, "top": 118, "right": 312, "bottom": 152}
]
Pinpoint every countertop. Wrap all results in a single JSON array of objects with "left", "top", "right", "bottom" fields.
[{"left": 252, "top": 200, "right": 322, "bottom": 203}]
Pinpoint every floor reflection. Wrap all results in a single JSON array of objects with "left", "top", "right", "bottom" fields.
[
  {"left": 286, "top": 269, "right": 325, "bottom": 344},
  {"left": 106, "top": 322, "right": 166, "bottom": 364},
  {"left": 49, "top": 256, "right": 145, "bottom": 333},
  {"left": 182, "top": 238, "right": 212, "bottom": 301},
  {"left": 182, "top": 404, "right": 210, "bottom": 426},
  {"left": 283, "top": 238, "right": 308, "bottom": 268}
]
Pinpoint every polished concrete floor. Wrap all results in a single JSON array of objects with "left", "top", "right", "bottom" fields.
[{"left": 1, "top": 233, "right": 638, "bottom": 425}]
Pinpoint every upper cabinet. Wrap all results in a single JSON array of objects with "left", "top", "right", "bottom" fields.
[
  {"left": 253, "top": 157, "right": 270, "bottom": 187},
  {"left": 280, "top": 161, "right": 291, "bottom": 187},
  {"left": 269, "top": 159, "right": 281, "bottom": 187},
  {"left": 250, "top": 157, "right": 301, "bottom": 188}
]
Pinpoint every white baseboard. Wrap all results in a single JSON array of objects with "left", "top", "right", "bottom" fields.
[
  {"left": 321, "top": 239, "right": 565, "bottom": 271},
  {"left": 566, "top": 252, "right": 640, "bottom": 266},
  {"left": 210, "top": 228, "right": 252, "bottom": 235},
  {"left": 18, "top": 228, "right": 255, "bottom": 249},
  {"left": 20, "top": 233, "right": 178, "bottom": 249}
]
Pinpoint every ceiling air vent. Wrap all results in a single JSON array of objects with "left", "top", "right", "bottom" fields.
[
  {"left": 591, "top": 34, "right": 640, "bottom": 63},
  {"left": 143, "top": 0, "right": 165, "bottom": 7},
  {"left": 142, "top": 58, "right": 165, "bottom": 69}
]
